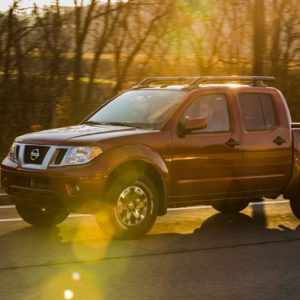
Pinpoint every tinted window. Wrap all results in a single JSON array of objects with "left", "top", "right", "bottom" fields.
[
  {"left": 238, "top": 93, "right": 276, "bottom": 131},
  {"left": 183, "top": 94, "right": 230, "bottom": 132},
  {"left": 261, "top": 94, "right": 276, "bottom": 128},
  {"left": 87, "top": 90, "right": 187, "bottom": 129}
]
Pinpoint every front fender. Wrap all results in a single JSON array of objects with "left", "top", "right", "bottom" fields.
[{"left": 98, "top": 144, "right": 170, "bottom": 214}]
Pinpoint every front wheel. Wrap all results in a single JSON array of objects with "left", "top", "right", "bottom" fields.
[
  {"left": 16, "top": 204, "right": 69, "bottom": 226},
  {"left": 212, "top": 199, "right": 249, "bottom": 213},
  {"left": 96, "top": 172, "right": 158, "bottom": 240}
]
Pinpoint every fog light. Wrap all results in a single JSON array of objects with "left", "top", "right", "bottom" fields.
[{"left": 65, "top": 183, "right": 80, "bottom": 195}]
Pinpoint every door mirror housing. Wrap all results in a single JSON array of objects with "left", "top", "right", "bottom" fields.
[
  {"left": 184, "top": 117, "right": 207, "bottom": 132},
  {"left": 178, "top": 117, "right": 207, "bottom": 137}
]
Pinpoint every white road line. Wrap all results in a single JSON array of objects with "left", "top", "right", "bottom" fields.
[
  {"left": 0, "top": 199, "right": 290, "bottom": 222},
  {"left": 168, "top": 199, "right": 289, "bottom": 211},
  {"left": 0, "top": 214, "right": 89, "bottom": 223},
  {"left": 0, "top": 199, "right": 289, "bottom": 211},
  {"left": 168, "top": 205, "right": 211, "bottom": 211},
  {"left": 0, "top": 218, "right": 22, "bottom": 222},
  {"left": 0, "top": 205, "right": 15, "bottom": 209},
  {"left": 251, "top": 200, "right": 288, "bottom": 205}
]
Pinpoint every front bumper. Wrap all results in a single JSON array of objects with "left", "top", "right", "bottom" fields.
[{"left": 1, "top": 158, "right": 107, "bottom": 213}]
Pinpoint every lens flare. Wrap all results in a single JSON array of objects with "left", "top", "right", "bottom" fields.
[
  {"left": 64, "top": 289, "right": 74, "bottom": 299},
  {"left": 72, "top": 272, "right": 81, "bottom": 281}
]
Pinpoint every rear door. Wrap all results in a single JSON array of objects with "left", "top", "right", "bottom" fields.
[{"left": 236, "top": 89, "right": 292, "bottom": 194}]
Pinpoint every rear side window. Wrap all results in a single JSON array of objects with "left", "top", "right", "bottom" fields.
[{"left": 238, "top": 93, "right": 276, "bottom": 131}]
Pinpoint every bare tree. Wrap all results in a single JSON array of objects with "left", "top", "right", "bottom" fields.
[
  {"left": 2, "top": 1, "right": 19, "bottom": 85},
  {"left": 85, "top": 0, "right": 124, "bottom": 102},
  {"left": 33, "top": 0, "right": 71, "bottom": 127},
  {"left": 69, "top": 0, "right": 98, "bottom": 121},
  {"left": 253, "top": 0, "right": 265, "bottom": 75},
  {"left": 267, "top": 0, "right": 300, "bottom": 85},
  {"left": 110, "top": 1, "right": 172, "bottom": 94}
]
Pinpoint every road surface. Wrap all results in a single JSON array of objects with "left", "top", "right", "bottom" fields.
[{"left": 1, "top": 199, "right": 300, "bottom": 300}]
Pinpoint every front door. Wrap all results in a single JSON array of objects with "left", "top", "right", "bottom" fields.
[{"left": 171, "top": 92, "right": 242, "bottom": 201}]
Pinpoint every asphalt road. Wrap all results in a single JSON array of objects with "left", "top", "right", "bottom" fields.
[
  {"left": 1, "top": 198, "right": 300, "bottom": 300},
  {"left": 0, "top": 193, "right": 11, "bottom": 205}
]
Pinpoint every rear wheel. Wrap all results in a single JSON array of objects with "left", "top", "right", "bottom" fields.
[
  {"left": 289, "top": 196, "right": 300, "bottom": 219},
  {"left": 96, "top": 172, "right": 158, "bottom": 240},
  {"left": 212, "top": 199, "right": 249, "bottom": 213},
  {"left": 16, "top": 204, "right": 69, "bottom": 226}
]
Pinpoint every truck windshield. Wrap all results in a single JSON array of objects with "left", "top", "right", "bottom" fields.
[{"left": 86, "top": 90, "right": 187, "bottom": 129}]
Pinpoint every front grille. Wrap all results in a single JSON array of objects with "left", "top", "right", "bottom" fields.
[
  {"left": 24, "top": 145, "right": 50, "bottom": 165},
  {"left": 16, "top": 144, "right": 71, "bottom": 170}
]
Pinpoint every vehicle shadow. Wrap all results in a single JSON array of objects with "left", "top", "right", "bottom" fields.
[
  {"left": 193, "top": 204, "right": 294, "bottom": 236},
  {"left": 143, "top": 202, "right": 300, "bottom": 251}
]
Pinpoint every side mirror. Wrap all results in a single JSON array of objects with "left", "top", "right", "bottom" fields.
[
  {"left": 178, "top": 117, "right": 207, "bottom": 137},
  {"left": 184, "top": 117, "right": 207, "bottom": 132}
]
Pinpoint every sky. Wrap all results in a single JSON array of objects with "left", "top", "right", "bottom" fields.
[{"left": 0, "top": 0, "right": 90, "bottom": 12}]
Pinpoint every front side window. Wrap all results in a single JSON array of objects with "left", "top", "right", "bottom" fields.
[
  {"left": 238, "top": 93, "right": 276, "bottom": 131},
  {"left": 182, "top": 94, "right": 230, "bottom": 132},
  {"left": 87, "top": 90, "right": 187, "bottom": 129}
]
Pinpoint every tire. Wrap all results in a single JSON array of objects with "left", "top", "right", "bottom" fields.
[
  {"left": 96, "top": 172, "right": 158, "bottom": 240},
  {"left": 15, "top": 204, "right": 69, "bottom": 226},
  {"left": 289, "top": 196, "right": 300, "bottom": 219},
  {"left": 212, "top": 199, "right": 249, "bottom": 213}
]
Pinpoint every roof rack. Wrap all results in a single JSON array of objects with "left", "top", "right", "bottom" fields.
[{"left": 133, "top": 76, "right": 276, "bottom": 89}]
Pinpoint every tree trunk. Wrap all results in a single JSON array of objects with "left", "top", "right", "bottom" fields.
[{"left": 253, "top": 0, "right": 265, "bottom": 75}]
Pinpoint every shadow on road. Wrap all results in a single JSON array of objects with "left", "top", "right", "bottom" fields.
[{"left": 142, "top": 201, "right": 300, "bottom": 251}]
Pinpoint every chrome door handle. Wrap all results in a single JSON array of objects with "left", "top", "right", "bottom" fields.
[
  {"left": 273, "top": 136, "right": 286, "bottom": 146},
  {"left": 225, "top": 138, "right": 240, "bottom": 148}
]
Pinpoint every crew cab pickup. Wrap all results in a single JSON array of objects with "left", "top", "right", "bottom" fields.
[{"left": 2, "top": 76, "right": 300, "bottom": 239}]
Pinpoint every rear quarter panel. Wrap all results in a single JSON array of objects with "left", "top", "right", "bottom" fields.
[{"left": 284, "top": 127, "right": 300, "bottom": 198}]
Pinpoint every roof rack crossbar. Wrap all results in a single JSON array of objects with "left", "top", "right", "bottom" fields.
[
  {"left": 133, "top": 76, "right": 197, "bottom": 89},
  {"left": 189, "top": 76, "right": 276, "bottom": 88},
  {"left": 133, "top": 76, "right": 276, "bottom": 89}
]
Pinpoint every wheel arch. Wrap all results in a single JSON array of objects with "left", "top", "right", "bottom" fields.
[{"left": 104, "top": 159, "right": 168, "bottom": 216}]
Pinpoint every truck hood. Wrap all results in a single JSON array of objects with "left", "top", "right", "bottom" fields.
[{"left": 15, "top": 124, "right": 151, "bottom": 145}]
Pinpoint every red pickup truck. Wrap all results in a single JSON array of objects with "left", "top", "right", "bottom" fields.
[{"left": 2, "top": 76, "right": 300, "bottom": 239}]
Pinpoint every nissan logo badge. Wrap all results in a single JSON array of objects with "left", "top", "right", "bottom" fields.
[{"left": 30, "top": 149, "right": 40, "bottom": 161}]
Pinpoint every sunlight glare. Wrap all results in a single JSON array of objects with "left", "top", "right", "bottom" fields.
[
  {"left": 64, "top": 289, "right": 74, "bottom": 300},
  {"left": 72, "top": 272, "right": 81, "bottom": 281}
]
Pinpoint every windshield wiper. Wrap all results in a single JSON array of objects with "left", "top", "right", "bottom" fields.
[
  {"left": 101, "top": 121, "right": 140, "bottom": 128},
  {"left": 84, "top": 120, "right": 104, "bottom": 125},
  {"left": 85, "top": 120, "right": 153, "bottom": 129},
  {"left": 85, "top": 120, "right": 138, "bottom": 127}
]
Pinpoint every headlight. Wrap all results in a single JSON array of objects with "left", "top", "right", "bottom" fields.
[
  {"left": 8, "top": 142, "right": 18, "bottom": 163},
  {"left": 63, "top": 146, "right": 102, "bottom": 166}
]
